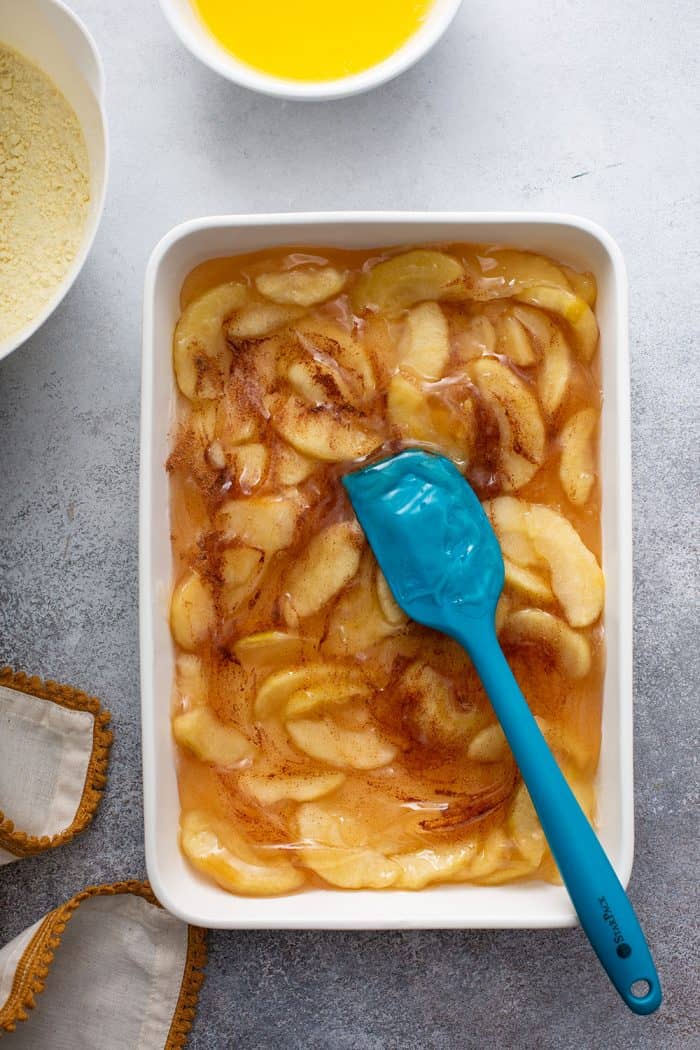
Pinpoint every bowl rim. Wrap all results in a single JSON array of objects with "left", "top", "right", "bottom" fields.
[
  {"left": 0, "top": 0, "right": 109, "bottom": 365},
  {"left": 157, "top": 0, "right": 464, "bottom": 101},
  {"left": 141, "top": 211, "right": 633, "bottom": 928}
]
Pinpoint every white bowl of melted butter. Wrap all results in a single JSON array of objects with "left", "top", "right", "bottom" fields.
[
  {"left": 159, "top": 0, "right": 464, "bottom": 101},
  {"left": 0, "top": 0, "right": 108, "bottom": 362}
]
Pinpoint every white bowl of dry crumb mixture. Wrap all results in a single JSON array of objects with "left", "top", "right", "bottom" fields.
[{"left": 0, "top": 0, "right": 108, "bottom": 361}]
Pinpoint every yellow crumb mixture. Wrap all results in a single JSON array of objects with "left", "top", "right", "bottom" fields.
[{"left": 0, "top": 45, "right": 90, "bottom": 342}]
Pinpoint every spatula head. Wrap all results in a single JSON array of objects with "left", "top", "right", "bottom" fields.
[{"left": 343, "top": 450, "right": 504, "bottom": 633}]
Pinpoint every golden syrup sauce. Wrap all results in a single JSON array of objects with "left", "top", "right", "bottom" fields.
[{"left": 170, "top": 243, "right": 605, "bottom": 894}]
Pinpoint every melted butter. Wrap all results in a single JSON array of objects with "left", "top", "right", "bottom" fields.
[{"left": 192, "top": 0, "right": 435, "bottom": 81}]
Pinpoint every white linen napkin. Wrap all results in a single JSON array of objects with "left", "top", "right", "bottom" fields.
[
  {"left": 0, "top": 670, "right": 207, "bottom": 1047},
  {"left": 0, "top": 881, "right": 207, "bottom": 1047},
  {"left": 0, "top": 670, "right": 111, "bottom": 864}
]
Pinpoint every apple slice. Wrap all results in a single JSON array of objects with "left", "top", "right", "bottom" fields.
[
  {"left": 173, "top": 282, "right": 246, "bottom": 400},
  {"left": 220, "top": 546, "right": 264, "bottom": 614},
  {"left": 295, "top": 802, "right": 400, "bottom": 888},
  {"left": 225, "top": 301, "right": 304, "bottom": 340},
  {"left": 323, "top": 553, "right": 407, "bottom": 655},
  {"left": 173, "top": 707, "right": 253, "bottom": 767},
  {"left": 561, "top": 266, "right": 597, "bottom": 307},
  {"left": 501, "top": 608, "right": 592, "bottom": 678},
  {"left": 401, "top": 662, "right": 479, "bottom": 748},
  {"left": 527, "top": 505, "right": 604, "bottom": 627},
  {"left": 398, "top": 301, "right": 450, "bottom": 380},
  {"left": 516, "top": 285, "right": 599, "bottom": 362},
  {"left": 285, "top": 680, "right": 371, "bottom": 720},
  {"left": 170, "top": 570, "right": 215, "bottom": 651},
  {"left": 287, "top": 718, "right": 397, "bottom": 770},
  {"left": 477, "top": 249, "right": 573, "bottom": 295},
  {"left": 255, "top": 266, "right": 346, "bottom": 307},
  {"left": 188, "top": 402, "right": 217, "bottom": 453},
  {"left": 228, "top": 442, "right": 269, "bottom": 491},
  {"left": 301, "top": 845, "right": 400, "bottom": 889},
  {"left": 286, "top": 357, "right": 359, "bottom": 410},
  {"left": 232, "top": 631, "right": 303, "bottom": 667},
  {"left": 393, "top": 843, "right": 477, "bottom": 889},
  {"left": 495, "top": 593, "right": 512, "bottom": 635},
  {"left": 503, "top": 557, "right": 553, "bottom": 603},
  {"left": 254, "top": 663, "right": 363, "bottom": 719},
  {"left": 483, "top": 495, "right": 533, "bottom": 564},
  {"left": 467, "top": 723, "right": 511, "bottom": 763},
  {"left": 295, "top": 799, "right": 357, "bottom": 847},
  {"left": 268, "top": 393, "right": 383, "bottom": 463},
  {"left": 496, "top": 313, "right": 537, "bottom": 366},
  {"left": 537, "top": 327, "right": 572, "bottom": 419},
  {"left": 282, "top": 521, "right": 363, "bottom": 624},
  {"left": 175, "top": 654, "right": 208, "bottom": 710},
  {"left": 294, "top": 319, "right": 377, "bottom": 397},
  {"left": 511, "top": 303, "right": 556, "bottom": 351},
  {"left": 271, "top": 443, "right": 317, "bottom": 486},
  {"left": 214, "top": 382, "right": 258, "bottom": 447},
  {"left": 559, "top": 407, "right": 598, "bottom": 505},
  {"left": 467, "top": 829, "right": 512, "bottom": 881},
  {"left": 387, "top": 373, "right": 475, "bottom": 467},
  {"left": 352, "top": 250, "right": 464, "bottom": 314},
  {"left": 484, "top": 497, "right": 605, "bottom": 627},
  {"left": 180, "top": 811, "right": 304, "bottom": 895},
  {"left": 239, "top": 771, "right": 345, "bottom": 804},
  {"left": 470, "top": 358, "right": 546, "bottom": 490},
  {"left": 217, "top": 493, "right": 305, "bottom": 553},
  {"left": 375, "top": 568, "right": 408, "bottom": 626},
  {"left": 508, "top": 783, "right": 546, "bottom": 865},
  {"left": 451, "top": 314, "right": 497, "bottom": 364}
]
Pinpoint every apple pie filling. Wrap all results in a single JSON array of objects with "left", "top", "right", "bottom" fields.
[{"left": 168, "top": 244, "right": 605, "bottom": 895}]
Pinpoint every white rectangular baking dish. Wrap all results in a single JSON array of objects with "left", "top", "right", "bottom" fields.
[{"left": 140, "top": 212, "right": 632, "bottom": 929}]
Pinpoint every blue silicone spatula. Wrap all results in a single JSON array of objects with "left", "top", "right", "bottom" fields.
[{"left": 343, "top": 449, "right": 661, "bottom": 1015}]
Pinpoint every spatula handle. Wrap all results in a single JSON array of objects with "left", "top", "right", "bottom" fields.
[{"left": 454, "top": 619, "right": 661, "bottom": 1015}]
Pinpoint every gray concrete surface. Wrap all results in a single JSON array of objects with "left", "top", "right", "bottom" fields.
[{"left": 1, "top": 0, "right": 698, "bottom": 1046}]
